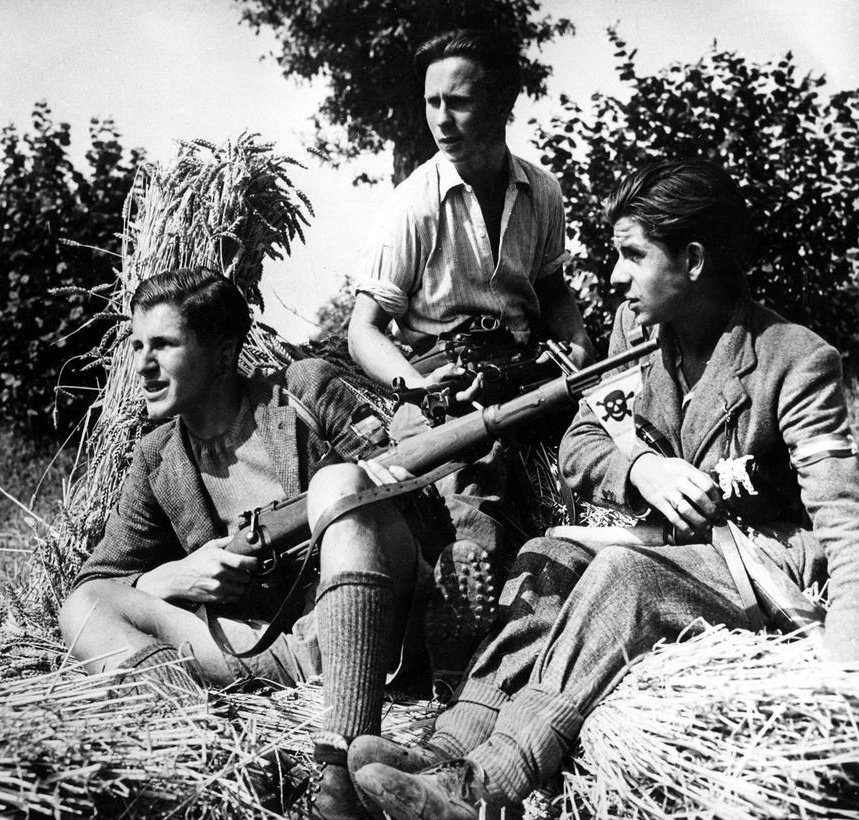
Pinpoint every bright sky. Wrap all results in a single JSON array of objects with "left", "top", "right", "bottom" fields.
[{"left": 2, "top": 0, "right": 857, "bottom": 341}]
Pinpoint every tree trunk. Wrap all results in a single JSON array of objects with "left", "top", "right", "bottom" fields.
[{"left": 391, "top": 128, "right": 437, "bottom": 185}]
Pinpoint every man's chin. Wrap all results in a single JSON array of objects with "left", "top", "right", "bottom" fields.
[
  {"left": 142, "top": 399, "right": 174, "bottom": 421},
  {"left": 439, "top": 147, "right": 464, "bottom": 164}
]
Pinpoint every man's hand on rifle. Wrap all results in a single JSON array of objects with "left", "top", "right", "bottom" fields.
[
  {"left": 629, "top": 453, "right": 726, "bottom": 539},
  {"left": 419, "top": 361, "right": 484, "bottom": 405},
  {"left": 358, "top": 459, "right": 414, "bottom": 486},
  {"left": 136, "top": 535, "right": 258, "bottom": 604}
]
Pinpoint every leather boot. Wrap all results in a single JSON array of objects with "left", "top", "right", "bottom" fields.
[
  {"left": 353, "top": 758, "right": 523, "bottom": 820},
  {"left": 309, "top": 762, "right": 369, "bottom": 819},
  {"left": 347, "top": 736, "right": 449, "bottom": 818}
]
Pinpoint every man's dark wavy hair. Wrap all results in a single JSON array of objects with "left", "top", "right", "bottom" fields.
[
  {"left": 605, "top": 159, "right": 752, "bottom": 281},
  {"left": 130, "top": 267, "right": 252, "bottom": 354},
  {"left": 414, "top": 29, "right": 522, "bottom": 113}
]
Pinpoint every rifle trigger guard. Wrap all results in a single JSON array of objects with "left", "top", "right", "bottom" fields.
[{"left": 257, "top": 543, "right": 279, "bottom": 576}]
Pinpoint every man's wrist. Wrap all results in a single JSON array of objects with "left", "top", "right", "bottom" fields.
[{"left": 136, "top": 564, "right": 175, "bottom": 601}]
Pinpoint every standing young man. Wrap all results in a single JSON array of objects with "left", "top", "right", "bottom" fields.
[
  {"left": 350, "top": 160, "right": 859, "bottom": 818},
  {"left": 60, "top": 268, "right": 435, "bottom": 818}
]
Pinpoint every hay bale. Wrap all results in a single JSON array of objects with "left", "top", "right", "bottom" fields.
[{"left": 563, "top": 624, "right": 859, "bottom": 819}]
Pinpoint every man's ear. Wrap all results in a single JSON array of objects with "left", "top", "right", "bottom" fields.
[
  {"left": 686, "top": 242, "right": 706, "bottom": 281},
  {"left": 216, "top": 337, "right": 239, "bottom": 375}
]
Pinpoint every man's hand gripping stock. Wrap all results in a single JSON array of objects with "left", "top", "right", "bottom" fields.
[{"left": 629, "top": 453, "right": 728, "bottom": 540}]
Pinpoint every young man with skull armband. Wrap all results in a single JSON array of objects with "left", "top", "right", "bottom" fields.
[{"left": 347, "top": 160, "right": 859, "bottom": 819}]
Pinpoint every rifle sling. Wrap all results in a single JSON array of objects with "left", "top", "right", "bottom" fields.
[
  {"left": 711, "top": 523, "right": 765, "bottom": 632},
  {"left": 216, "top": 458, "right": 469, "bottom": 658}
]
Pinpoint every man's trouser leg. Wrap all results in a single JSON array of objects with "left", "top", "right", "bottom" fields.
[
  {"left": 429, "top": 536, "right": 595, "bottom": 758},
  {"left": 468, "top": 542, "right": 755, "bottom": 803}
]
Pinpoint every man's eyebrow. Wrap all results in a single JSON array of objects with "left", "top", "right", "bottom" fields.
[{"left": 613, "top": 236, "right": 644, "bottom": 252}]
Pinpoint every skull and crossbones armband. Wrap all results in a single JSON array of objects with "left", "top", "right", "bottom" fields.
[
  {"left": 790, "top": 433, "right": 858, "bottom": 468},
  {"left": 596, "top": 389, "right": 635, "bottom": 423}
]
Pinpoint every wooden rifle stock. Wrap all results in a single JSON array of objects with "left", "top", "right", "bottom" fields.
[{"left": 226, "top": 338, "right": 659, "bottom": 567}]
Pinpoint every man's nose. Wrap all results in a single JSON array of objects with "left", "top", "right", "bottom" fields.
[
  {"left": 134, "top": 347, "right": 155, "bottom": 374},
  {"left": 610, "top": 261, "right": 630, "bottom": 291},
  {"left": 435, "top": 101, "right": 453, "bottom": 128}
]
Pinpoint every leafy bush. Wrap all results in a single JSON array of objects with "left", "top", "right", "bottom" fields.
[
  {"left": 0, "top": 102, "right": 143, "bottom": 437},
  {"left": 535, "top": 31, "right": 859, "bottom": 360}
]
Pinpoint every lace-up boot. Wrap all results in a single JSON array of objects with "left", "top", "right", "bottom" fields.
[{"left": 353, "top": 758, "right": 523, "bottom": 820}]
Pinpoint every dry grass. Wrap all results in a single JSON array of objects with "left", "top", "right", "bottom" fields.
[{"left": 0, "top": 639, "right": 438, "bottom": 818}]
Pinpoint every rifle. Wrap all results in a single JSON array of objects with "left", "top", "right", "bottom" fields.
[
  {"left": 226, "top": 338, "right": 659, "bottom": 575},
  {"left": 393, "top": 318, "right": 583, "bottom": 426}
]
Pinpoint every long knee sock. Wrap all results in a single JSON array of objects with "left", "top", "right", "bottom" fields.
[
  {"left": 468, "top": 685, "right": 583, "bottom": 803},
  {"left": 315, "top": 570, "right": 394, "bottom": 741},
  {"left": 430, "top": 679, "right": 510, "bottom": 757}
]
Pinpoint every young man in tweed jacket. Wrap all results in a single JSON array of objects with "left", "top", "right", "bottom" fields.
[{"left": 60, "top": 268, "right": 435, "bottom": 818}]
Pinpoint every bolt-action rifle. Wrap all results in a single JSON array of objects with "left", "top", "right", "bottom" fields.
[
  {"left": 226, "top": 338, "right": 659, "bottom": 577},
  {"left": 392, "top": 316, "right": 582, "bottom": 426}
]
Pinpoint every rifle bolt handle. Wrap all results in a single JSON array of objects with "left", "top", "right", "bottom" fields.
[{"left": 245, "top": 530, "right": 260, "bottom": 545}]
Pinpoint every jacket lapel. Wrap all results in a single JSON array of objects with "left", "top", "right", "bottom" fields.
[
  {"left": 637, "top": 341, "right": 684, "bottom": 458},
  {"left": 149, "top": 422, "right": 220, "bottom": 551},
  {"left": 683, "top": 301, "right": 756, "bottom": 466},
  {"left": 251, "top": 379, "right": 302, "bottom": 500}
]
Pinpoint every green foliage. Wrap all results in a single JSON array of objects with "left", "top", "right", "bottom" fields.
[
  {"left": 235, "top": 0, "right": 574, "bottom": 182},
  {"left": 535, "top": 32, "right": 859, "bottom": 359},
  {"left": 0, "top": 102, "right": 143, "bottom": 438}
]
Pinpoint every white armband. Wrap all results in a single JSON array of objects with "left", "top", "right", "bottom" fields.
[{"left": 790, "top": 433, "right": 857, "bottom": 468}]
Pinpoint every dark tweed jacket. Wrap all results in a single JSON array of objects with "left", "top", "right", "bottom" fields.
[
  {"left": 75, "top": 358, "right": 373, "bottom": 589},
  {"left": 561, "top": 298, "right": 859, "bottom": 660}
]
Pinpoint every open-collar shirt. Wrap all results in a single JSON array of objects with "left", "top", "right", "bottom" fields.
[{"left": 356, "top": 151, "right": 569, "bottom": 348}]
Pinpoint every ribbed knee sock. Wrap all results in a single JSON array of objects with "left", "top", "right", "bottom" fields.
[
  {"left": 468, "top": 684, "right": 583, "bottom": 803},
  {"left": 315, "top": 570, "right": 394, "bottom": 741},
  {"left": 431, "top": 679, "right": 510, "bottom": 757}
]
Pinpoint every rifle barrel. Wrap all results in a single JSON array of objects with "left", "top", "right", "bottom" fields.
[{"left": 377, "top": 339, "right": 659, "bottom": 475}]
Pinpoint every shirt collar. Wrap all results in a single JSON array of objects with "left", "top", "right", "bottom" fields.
[{"left": 435, "top": 150, "right": 529, "bottom": 201}]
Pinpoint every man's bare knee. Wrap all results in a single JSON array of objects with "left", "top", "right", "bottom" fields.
[
  {"left": 60, "top": 585, "right": 93, "bottom": 648},
  {"left": 307, "top": 462, "right": 373, "bottom": 528},
  {"left": 59, "top": 581, "right": 121, "bottom": 648}
]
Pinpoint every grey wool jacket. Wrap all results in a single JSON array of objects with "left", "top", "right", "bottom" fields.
[
  {"left": 74, "top": 358, "right": 373, "bottom": 591},
  {"left": 561, "top": 298, "right": 859, "bottom": 661}
]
